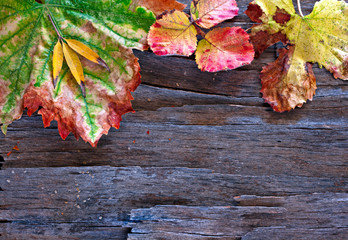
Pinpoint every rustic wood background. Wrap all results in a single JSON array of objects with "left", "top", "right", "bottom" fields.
[{"left": 1, "top": 0, "right": 347, "bottom": 239}]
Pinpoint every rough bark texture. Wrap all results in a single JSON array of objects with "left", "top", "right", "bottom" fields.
[{"left": 0, "top": 0, "right": 347, "bottom": 239}]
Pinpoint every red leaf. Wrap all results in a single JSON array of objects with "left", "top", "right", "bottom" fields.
[
  {"left": 191, "top": 0, "right": 239, "bottom": 29},
  {"left": 196, "top": 27, "right": 254, "bottom": 72}
]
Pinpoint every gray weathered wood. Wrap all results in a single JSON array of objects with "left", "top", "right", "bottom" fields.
[
  {"left": 1, "top": 167, "right": 347, "bottom": 239},
  {"left": 127, "top": 194, "right": 348, "bottom": 239}
]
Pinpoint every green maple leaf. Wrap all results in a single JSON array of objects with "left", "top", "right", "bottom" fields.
[{"left": 0, "top": 0, "right": 156, "bottom": 146}]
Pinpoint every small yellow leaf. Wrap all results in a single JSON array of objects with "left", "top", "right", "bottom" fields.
[
  {"left": 65, "top": 39, "right": 110, "bottom": 71},
  {"left": 62, "top": 42, "right": 85, "bottom": 85},
  {"left": 52, "top": 40, "right": 64, "bottom": 87}
]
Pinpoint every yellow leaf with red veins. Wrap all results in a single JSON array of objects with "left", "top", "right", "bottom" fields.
[
  {"left": 191, "top": 0, "right": 239, "bottom": 29},
  {"left": 196, "top": 27, "right": 254, "bottom": 72},
  {"left": 148, "top": 10, "right": 198, "bottom": 56},
  {"left": 246, "top": 0, "right": 348, "bottom": 112}
]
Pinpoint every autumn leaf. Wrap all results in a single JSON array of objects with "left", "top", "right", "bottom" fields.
[
  {"left": 132, "top": 0, "right": 186, "bottom": 16},
  {"left": 246, "top": 0, "right": 348, "bottom": 112},
  {"left": 62, "top": 41, "right": 85, "bottom": 85},
  {"left": 148, "top": 0, "right": 254, "bottom": 72},
  {"left": 0, "top": 0, "right": 163, "bottom": 146},
  {"left": 52, "top": 37, "right": 111, "bottom": 97},
  {"left": 261, "top": 46, "right": 316, "bottom": 112},
  {"left": 196, "top": 27, "right": 254, "bottom": 72},
  {"left": 65, "top": 39, "right": 110, "bottom": 72},
  {"left": 52, "top": 40, "right": 64, "bottom": 86},
  {"left": 147, "top": 10, "right": 198, "bottom": 56},
  {"left": 190, "top": 0, "right": 239, "bottom": 29}
]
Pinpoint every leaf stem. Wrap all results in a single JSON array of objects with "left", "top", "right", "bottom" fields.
[
  {"left": 297, "top": 0, "right": 304, "bottom": 17},
  {"left": 193, "top": 22, "right": 205, "bottom": 37},
  {"left": 47, "top": 10, "right": 63, "bottom": 39}
]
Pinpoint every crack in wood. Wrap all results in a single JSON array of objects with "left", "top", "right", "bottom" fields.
[{"left": 0, "top": 155, "right": 4, "bottom": 170}]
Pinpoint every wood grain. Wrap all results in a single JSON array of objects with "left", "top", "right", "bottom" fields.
[
  {"left": 1, "top": 167, "right": 347, "bottom": 239},
  {"left": 1, "top": 0, "right": 347, "bottom": 239}
]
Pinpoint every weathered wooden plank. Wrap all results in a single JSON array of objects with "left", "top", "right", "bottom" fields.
[
  {"left": 1, "top": 224, "right": 129, "bottom": 240},
  {"left": 1, "top": 167, "right": 346, "bottom": 218},
  {"left": 242, "top": 228, "right": 348, "bottom": 240},
  {"left": 127, "top": 228, "right": 348, "bottom": 240},
  {"left": 135, "top": 47, "right": 348, "bottom": 97},
  {"left": 128, "top": 205, "right": 287, "bottom": 235},
  {"left": 127, "top": 193, "right": 348, "bottom": 239},
  {"left": 1, "top": 100, "right": 347, "bottom": 179},
  {"left": 1, "top": 167, "right": 347, "bottom": 239}
]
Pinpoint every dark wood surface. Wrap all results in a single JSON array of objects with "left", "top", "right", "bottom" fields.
[{"left": 1, "top": 0, "right": 347, "bottom": 239}]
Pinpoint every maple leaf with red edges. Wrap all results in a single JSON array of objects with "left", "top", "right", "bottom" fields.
[
  {"left": 246, "top": 0, "right": 348, "bottom": 112},
  {"left": 0, "top": 0, "right": 183, "bottom": 146},
  {"left": 148, "top": 0, "right": 255, "bottom": 72}
]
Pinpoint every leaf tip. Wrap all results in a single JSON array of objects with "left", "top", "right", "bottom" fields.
[
  {"left": 97, "top": 58, "right": 111, "bottom": 72},
  {"left": 80, "top": 82, "right": 86, "bottom": 98},
  {"left": 53, "top": 77, "right": 58, "bottom": 88},
  {"left": 1, "top": 124, "right": 8, "bottom": 135}
]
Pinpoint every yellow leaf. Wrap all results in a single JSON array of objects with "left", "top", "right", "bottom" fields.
[
  {"left": 62, "top": 42, "right": 84, "bottom": 85},
  {"left": 52, "top": 40, "right": 64, "bottom": 87},
  {"left": 65, "top": 39, "right": 110, "bottom": 71}
]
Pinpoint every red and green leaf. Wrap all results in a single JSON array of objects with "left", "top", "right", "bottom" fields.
[
  {"left": 0, "top": 0, "right": 159, "bottom": 146},
  {"left": 196, "top": 27, "right": 254, "bottom": 72}
]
